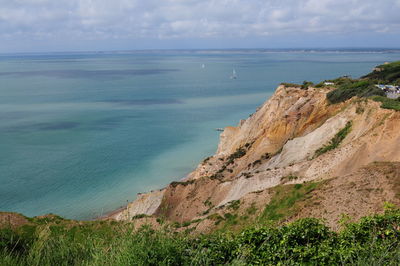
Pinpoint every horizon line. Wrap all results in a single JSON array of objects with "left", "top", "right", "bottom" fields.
[{"left": 1, "top": 47, "right": 400, "bottom": 56}]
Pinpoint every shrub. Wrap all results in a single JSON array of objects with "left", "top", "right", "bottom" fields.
[
  {"left": 132, "top": 214, "right": 150, "bottom": 220},
  {"left": 280, "top": 82, "right": 301, "bottom": 88},
  {"left": 363, "top": 61, "right": 400, "bottom": 85},
  {"left": 314, "top": 121, "right": 352, "bottom": 157},
  {"left": 227, "top": 200, "right": 241, "bottom": 211},
  {"left": 371, "top": 96, "right": 400, "bottom": 111},
  {"left": 326, "top": 61, "right": 400, "bottom": 105},
  {"left": 327, "top": 79, "right": 385, "bottom": 104},
  {"left": 226, "top": 147, "right": 246, "bottom": 165},
  {"left": 170, "top": 180, "right": 195, "bottom": 188},
  {"left": 259, "top": 182, "right": 318, "bottom": 223},
  {"left": 301, "top": 80, "right": 314, "bottom": 90},
  {"left": 1, "top": 210, "right": 400, "bottom": 265},
  {"left": 235, "top": 218, "right": 335, "bottom": 264},
  {"left": 0, "top": 226, "right": 37, "bottom": 255}
]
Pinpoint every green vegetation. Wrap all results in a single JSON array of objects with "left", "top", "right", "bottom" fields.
[
  {"left": 371, "top": 96, "right": 400, "bottom": 111},
  {"left": 172, "top": 219, "right": 203, "bottom": 229},
  {"left": 301, "top": 80, "right": 314, "bottom": 89},
  {"left": 259, "top": 182, "right": 319, "bottom": 223},
  {"left": 363, "top": 61, "right": 400, "bottom": 85},
  {"left": 261, "top": 152, "right": 271, "bottom": 160},
  {"left": 201, "top": 156, "right": 211, "bottom": 164},
  {"left": 132, "top": 214, "right": 150, "bottom": 220},
  {"left": 226, "top": 147, "right": 247, "bottom": 165},
  {"left": 326, "top": 61, "right": 400, "bottom": 104},
  {"left": 210, "top": 144, "right": 253, "bottom": 180},
  {"left": 202, "top": 198, "right": 214, "bottom": 215},
  {"left": 280, "top": 82, "right": 302, "bottom": 88},
  {"left": 241, "top": 172, "right": 253, "bottom": 178},
  {"left": 356, "top": 104, "right": 365, "bottom": 114},
  {"left": 327, "top": 79, "right": 385, "bottom": 104},
  {"left": 170, "top": 180, "right": 195, "bottom": 188},
  {"left": 248, "top": 152, "right": 272, "bottom": 169},
  {"left": 314, "top": 121, "right": 352, "bottom": 158},
  {"left": 203, "top": 197, "right": 213, "bottom": 208},
  {"left": 227, "top": 200, "right": 241, "bottom": 211},
  {"left": 280, "top": 81, "right": 314, "bottom": 90},
  {"left": 1, "top": 209, "right": 399, "bottom": 265},
  {"left": 281, "top": 174, "right": 299, "bottom": 182},
  {"left": 246, "top": 203, "right": 258, "bottom": 216},
  {"left": 238, "top": 211, "right": 400, "bottom": 265}
]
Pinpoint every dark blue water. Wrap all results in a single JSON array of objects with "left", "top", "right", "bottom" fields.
[{"left": 1, "top": 50, "right": 399, "bottom": 219}]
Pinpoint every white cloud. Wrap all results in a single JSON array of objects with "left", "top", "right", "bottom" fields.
[{"left": 0, "top": 0, "right": 399, "bottom": 45}]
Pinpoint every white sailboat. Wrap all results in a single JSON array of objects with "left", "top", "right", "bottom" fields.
[{"left": 230, "top": 68, "right": 237, "bottom": 79}]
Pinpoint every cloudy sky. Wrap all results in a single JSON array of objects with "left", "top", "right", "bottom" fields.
[{"left": 1, "top": 0, "right": 400, "bottom": 53}]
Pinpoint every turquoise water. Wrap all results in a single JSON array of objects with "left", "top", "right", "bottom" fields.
[{"left": 1, "top": 50, "right": 399, "bottom": 220}]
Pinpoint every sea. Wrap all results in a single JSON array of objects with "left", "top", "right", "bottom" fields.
[{"left": 1, "top": 49, "right": 399, "bottom": 220}]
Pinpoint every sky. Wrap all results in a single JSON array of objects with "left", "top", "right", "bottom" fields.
[{"left": 0, "top": 0, "right": 400, "bottom": 53}]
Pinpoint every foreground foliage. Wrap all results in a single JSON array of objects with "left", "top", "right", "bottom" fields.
[{"left": 1, "top": 210, "right": 399, "bottom": 265}]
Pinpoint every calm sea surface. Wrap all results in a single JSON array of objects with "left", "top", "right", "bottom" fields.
[{"left": 1, "top": 50, "right": 399, "bottom": 219}]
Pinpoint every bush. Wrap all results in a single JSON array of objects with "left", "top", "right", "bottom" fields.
[
  {"left": 326, "top": 61, "right": 400, "bottom": 105},
  {"left": 371, "top": 96, "right": 400, "bottom": 111},
  {"left": 280, "top": 82, "right": 301, "bottom": 88},
  {"left": 132, "top": 214, "right": 150, "bottom": 220},
  {"left": 314, "top": 121, "right": 352, "bottom": 157},
  {"left": 226, "top": 147, "right": 246, "bottom": 165},
  {"left": 327, "top": 80, "right": 385, "bottom": 104},
  {"left": 259, "top": 182, "right": 319, "bottom": 223},
  {"left": 1, "top": 211, "right": 400, "bottom": 265},
  {"left": 170, "top": 180, "right": 195, "bottom": 188},
  {"left": 301, "top": 80, "right": 314, "bottom": 90},
  {"left": 363, "top": 61, "right": 400, "bottom": 85}
]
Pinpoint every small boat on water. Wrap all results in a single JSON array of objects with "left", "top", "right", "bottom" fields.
[
  {"left": 230, "top": 69, "right": 237, "bottom": 79},
  {"left": 215, "top": 128, "right": 224, "bottom": 132}
]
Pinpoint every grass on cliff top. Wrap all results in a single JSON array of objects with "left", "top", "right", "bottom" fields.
[
  {"left": 314, "top": 121, "right": 352, "bottom": 158},
  {"left": 280, "top": 80, "right": 314, "bottom": 90},
  {"left": 326, "top": 61, "right": 400, "bottom": 104},
  {"left": 326, "top": 79, "right": 385, "bottom": 104},
  {"left": 363, "top": 61, "right": 400, "bottom": 84},
  {"left": 1, "top": 207, "right": 400, "bottom": 265},
  {"left": 371, "top": 96, "right": 400, "bottom": 111}
]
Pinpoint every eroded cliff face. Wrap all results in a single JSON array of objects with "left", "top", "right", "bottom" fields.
[{"left": 111, "top": 85, "right": 400, "bottom": 230}]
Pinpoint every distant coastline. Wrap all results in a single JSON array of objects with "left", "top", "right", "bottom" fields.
[{"left": 1, "top": 47, "right": 400, "bottom": 57}]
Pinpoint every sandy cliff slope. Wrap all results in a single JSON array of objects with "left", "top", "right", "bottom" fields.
[{"left": 111, "top": 85, "right": 400, "bottom": 230}]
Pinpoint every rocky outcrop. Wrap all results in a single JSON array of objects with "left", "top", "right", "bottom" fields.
[{"left": 112, "top": 85, "right": 400, "bottom": 230}]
